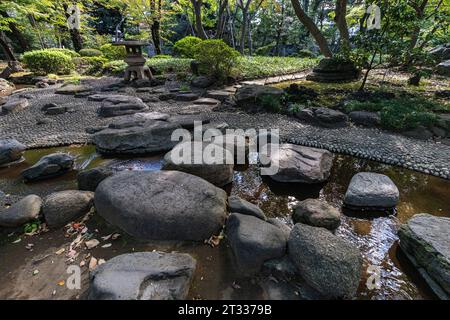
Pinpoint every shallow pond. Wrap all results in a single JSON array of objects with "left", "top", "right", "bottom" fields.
[{"left": 0, "top": 145, "right": 449, "bottom": 300}]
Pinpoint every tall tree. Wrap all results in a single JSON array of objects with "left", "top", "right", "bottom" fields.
[
  {"left": 290, "top": 0, "right": 332, "bottom": 57},
  {"left": 191, "top": 0, "right": 208, "bottom": 39}
]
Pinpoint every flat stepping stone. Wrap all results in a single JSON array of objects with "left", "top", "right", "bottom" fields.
[
  {"left": 56, "top": 84, "right": 91, "bottom": 95},
  {"left": 98, "top": 95, "right": 149, "bottom": 117},
  {"left": 42, "top": 103, "right": 67, "bottom": 115},
  {"left": 343, "top": 172, "right": 399, "bottom": 210},
  {"left": 88, "top": 252, "right": 196, "bottom": 300},
  {"left": 193, "top": 98, "right": 220, "bottom": 105},
  {"left": 87, "top": 94, "right": 112, "bottom": 101},
  {"left": 205, "top": 90, "right": 232, "bottom": 101},
  {"left": 93, "top": 120, "right": 180, "bottom": 155},
  {"left": 158, "top": 93, "right": 176, "bottom": 101},
  {"left": 162, "top": 141, "right": 234, "bottom": 187},
  {"left": 1, "top": 98, "right": 29, "bottom": 114},
  {"left": 175, "top": 93, "right": 199, "bottom": 101},
  {"left": 398, "top": 214, "right": 450, "bottom": 299},
  {"left": 259, "top": 144, "right": 334, "bottom": 184},
  {"left": 107, "top": 112, "right": 170, "bottom": 129},
  {"left": 167, "top": 114, "right": 210, "bottom": 129}
]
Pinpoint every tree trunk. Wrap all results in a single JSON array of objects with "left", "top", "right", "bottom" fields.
[
  {"left": 0, "top": 11, "right": 30, "bottom": 52},
  {"left": 334, "top": 0, "right": 350, "bottom": 49},
  {"left": 0, "top": 35, "right": 17, "bottom": 61},
  {"left": 216, "top": 0, "right": 229, "bottom": 39},
  {"left": 63, "top": 3, "right": 83, "bottom": 51},
  {"left": 150, "top": 0, "right": 162, "bottom": 55},
  {"left": 191, "top": 0, "right": 208, "bottom": 39},
  {"left": 240, "top": 9, "right": 248, "bottom": 54},
  {"left": 291, "top": 0, "right": 332, "bottom": 57}
]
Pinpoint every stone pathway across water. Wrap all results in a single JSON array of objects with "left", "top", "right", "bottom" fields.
[{"left": 1, "top": 77, "right": 449, "bottom": 179}]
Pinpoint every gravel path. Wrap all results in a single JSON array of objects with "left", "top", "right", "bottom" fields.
[{"left": 1, "top": 77, "right": 449, "bottom": 180}]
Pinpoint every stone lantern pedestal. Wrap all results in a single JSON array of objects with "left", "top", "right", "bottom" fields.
[{"left": 113, "top": 41, "right": 153, "bottom": 81}]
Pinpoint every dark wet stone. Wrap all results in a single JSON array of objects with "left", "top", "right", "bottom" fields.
[
  {"left": 0, "top": 195, "right": 42, "bottom": 227},
  {"left": 226, "top": 213, "right": 287, "bottom": 275},
  {"left": 0, "top": 139, "right": 26, "bottom": 166},
  {"left": 88, "top": 251, "right": 196, "bottom": 300},
  {"left": 398, "top": 214, "right": 450, "bottom": 300},
  {"left": 21, "top": 153, "right": 74, "bottom": 182},
  {"left": 344, "top": 172, "right": 399, "bottom": 209},
  {"left": 43, "top": 190, "right": 94, "bottom": 228},
  {"left": 228, "top": 196, "right": 266, "bottom": 220},
  {"left": 292, "top": 198, "right": 341, "bottom": 230},
  {"left": 288, "top": 223, "right": 362, "bottom": 299}
]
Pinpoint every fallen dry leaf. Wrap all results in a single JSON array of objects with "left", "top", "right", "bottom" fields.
[
  {"left": 89, "top": 257, "right": 98, "bottom": 271},
  {"left": 85, "top": 239, "right": 99, "bottom": 250}
]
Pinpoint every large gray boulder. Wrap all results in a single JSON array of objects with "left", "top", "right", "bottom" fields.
[
  {"left": 260, "top": 144, "right": 334, "bottom": 184},
  {"left": 288, "top": 223, "right": 362, "bottom": 298},
  {"left": 430, "top": 44, "right": 450, "bottom": 62},
  {"left": 344, "top": 172, "right": 399, "bottom": 210},
  {"left": 228, "top": 196, "right": 266, "bottom": 220},
  {"left": 398, "top": 214, "right": 450, "bottom": 299},
  {"left": 21, "top": 153, "right": 74, "bottom": 182},
  {"left": 161, "top": 141, "right": 234, "bottom": 187},
  {"left": 98, "top": 95, "right": 149, "bottom": 117},
  {"left": 349, "top": 111, "right": 381, "bottom": 127},
  {"left": 0, "top": 195, "right": 42, "bottom": 227},
  {"left": 55, "top": 84, "right": 91, "bottom": 95},
  {"left": 235, "top": 85, "right": 284, "bottom": 112},
  {"left": 77, "top": 165, "right": 118, "bottom": 191},
  {"left": 88, "top": 252, "right": 196, "bottom": 300},
  {"left": 292, "top": 198, "right": 341, "bottom": 230},
  {"left": 0, "top": 139, "right": 26, "bottom": 166},
  {"left": 107, "top": 112, "right": 170, "bottom": 129},
  {"left": 43, "top": 190, "right": 94, "bottom": 228},
  {"left": 92, "top": 120, "right": 180, "bottom": 155},
  {"left": 226, "top": 213, "right": 287, "bottom": 274},
  {"left": 436, "top": 60, "right": 450, "bottom": 76},
  {"left": 95, "top": 170, "right": 228, "bottom": 241},
  {"left": 1, "top": 98, "right": 29, "bottom": 114},
  {"left": 295, "top": 107, "right": 349, "bottom": 128}
]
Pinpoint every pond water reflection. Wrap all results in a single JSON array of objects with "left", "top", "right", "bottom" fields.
[{"left": 0, "top": 145, "right": 448, "bottom": 299}]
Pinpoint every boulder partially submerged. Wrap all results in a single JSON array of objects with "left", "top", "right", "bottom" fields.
[
  {"left": 398, "top": 214, "right": 450, "bottom": 299},
  {"left": 94, "top": 170, "right": 228, "bottom": 241}
]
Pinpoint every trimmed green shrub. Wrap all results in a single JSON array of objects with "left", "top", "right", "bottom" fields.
[
  {"left": 100, "top": 44, "right": 126, "bottom": 60},
  {"left": 79, "top": 48, "right": 103, "bottom": 57},
  {"left": 193, "top": 40, "right": 239, "bottom": 79},
  {"left": 153, "top": 54, "right": 172, "bottom": 59},
  {"left": 47, "top": 48, "right": 80, "bottom": 58},
  {"left": 146, "top": 58, "right": 192, "bottom": 74},
  {"left": 103, "top": 60, "right": 127, "bottom": 74},
  {"left": 173, "top": 36, "right": 203, "bottom": 58},
  {"left": 74, "top": 56, "right": 108, "bottom": 76},
  {"left": 23, "top": 50, "right": 75, "bottom": 75}
]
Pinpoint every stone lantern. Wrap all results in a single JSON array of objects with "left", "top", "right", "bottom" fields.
[{"left": 112, "top": 40, "right": 153, "bottom": 81}]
